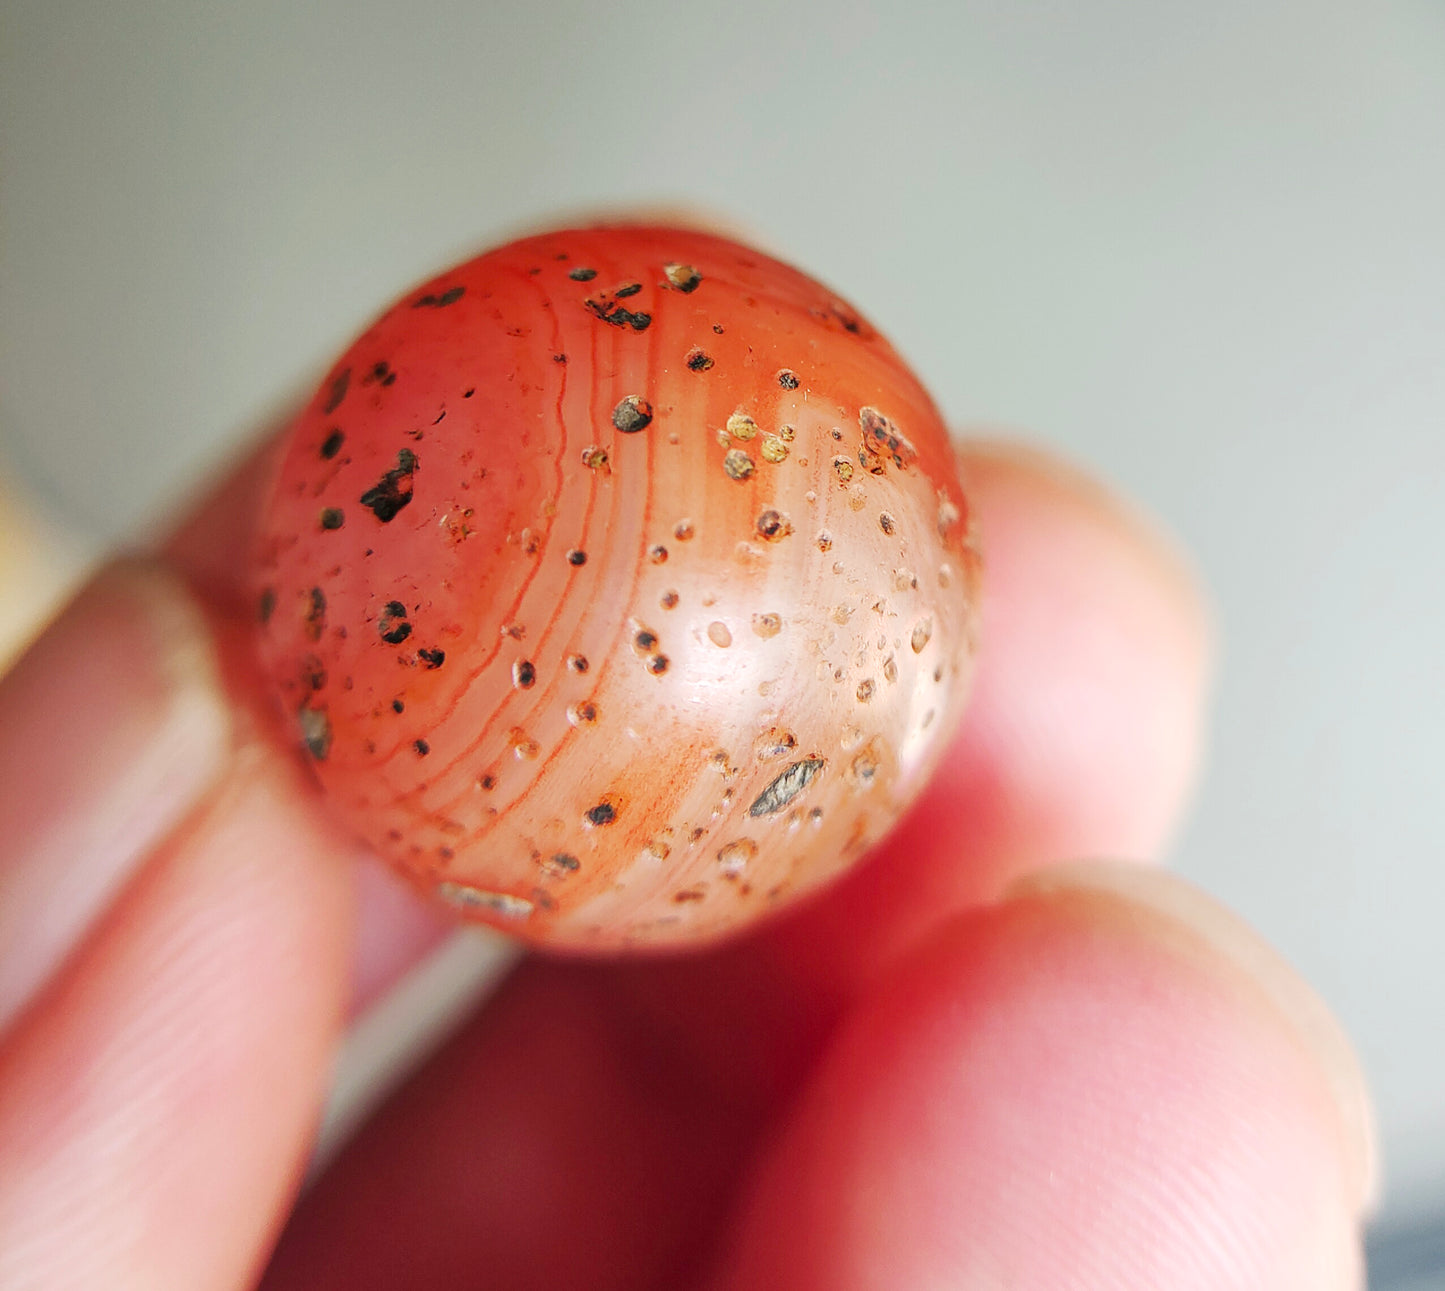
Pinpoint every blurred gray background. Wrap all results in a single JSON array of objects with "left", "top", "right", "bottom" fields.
[{"left": 3, "top": 0, "right": 1442, "bottom": 1270}]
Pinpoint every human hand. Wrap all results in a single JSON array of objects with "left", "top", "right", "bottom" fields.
[{"left": 0, "top": 435, "right": 1374, "bottom": 1289}]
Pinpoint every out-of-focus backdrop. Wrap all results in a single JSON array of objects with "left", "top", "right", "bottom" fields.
[{"left": 2, "top": 0, "right": 1442, "bottom": 1272}]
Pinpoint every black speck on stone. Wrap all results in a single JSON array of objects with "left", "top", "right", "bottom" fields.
[
  {"left": 320, "top": 507, "right": 344, "bottom": 530},
  {"left": 515, "top": 659, "right": 536, "bottom": 688},
  {"left": 414, "top": 739, "right": 430, "bottom": 757},
  {"left": 305, "top": 587, "right": 327, "bottom": 640},
  {"left": 569, "top": 266, "right": 598, "bottom": 281},
  {"left": 553, "top": 353, "right": 567, "bottom": 363},
  {"left": 567, "top": 549, "right": 587, "bottom": 566},
  {"left": 392, "top": 698, "right": 405, "bottom": 713},
  {"left": 687, "top": 349, "right": 714, "bottom": 372},
  {"left": 614, "top": 281, "right": 642, "bottom": 298},
  {"left": 550, "top": 852, "right": 580, "bottom": 872},
  {"left": 418, "top": 647, "right": 446, "bottom": 669},
  {"left": 378, "top": 601, "right": 412, "bottom": 644},
  {"left": 359, "top": 449, "right": 417, "bottom": 522},
  {"left": 648, "top": 654, "right": 670, "bottom": 675},
  {"left": 585, "top": 802, "right": 616, "bottom": 826},
  {"left": 778, "top": 369, "right": 800, "bottom": 389},
  {"left": 320, "top": 429, "right": 345, "bottom": 460},
  {"left": 585, "top": 296, "right": 652, "bottom": 331},
  {"left": 300, "top": 654, "right": 327, "bottom": 692},
  {"left": 323, "top": 368, "right": 350, "bottom": 414},
  {"left": 635, "top": 629, "right": 657, "bottom": 651},
  {"left": 612, "top": 396, "right": 654, "bottom": 433},
  {"left": 258, "top": 586, "right": 276, "bottom": 624},
  {"left": 414, "top": 285, "right": 465, "bottom": 307}
]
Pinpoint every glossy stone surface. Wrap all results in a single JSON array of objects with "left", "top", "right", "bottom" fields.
[{"left": 253, "top": 225, "right": 980, "bottom": 949}]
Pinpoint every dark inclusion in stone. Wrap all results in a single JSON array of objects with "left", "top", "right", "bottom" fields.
[
  {"left": 749, "top": 758, "right": 827, "bottom": 816},
  {"left": 305, "top": 587, "right": 327, "bottom": 641},
  {"left": 323, "top": 368, "right": 350, "bottom": 414},
  {"left": 612, "top": 396, "right": 653, "bottom": 434},
  {"left": 414, "top": 286, "right": 465, "bottom": 307},
  {"left": 299, "top": 708, "right": 331, "bottom": 760},
  {"left": 378, "top": 601, "right": 412, "bottom": 644},
  {"left": 585, "top": 290, "right": 651, "bottom": 331},
  {"left": 359, "top": 449, "right": 418, "bottom": 522}
]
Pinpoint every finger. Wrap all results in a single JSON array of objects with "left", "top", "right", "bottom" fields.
[
  {"left": 0, "top": 699, "right": 355, "bottom": 1289},
  {"left": 157, "top": 421, "right": 288, "bottom": 602},
  {"left": 0, "top": 561, "right": 231, "bottom": 1034},
  {"left": 262, "top": 442, "right": 1216, "bottom": 1288},
  {"left": 711, "top": 863, "right": 1374, "bottom": 1291}
]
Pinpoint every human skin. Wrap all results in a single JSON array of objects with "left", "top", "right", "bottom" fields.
[{"left": 0, "top": 432, "right": 1374, "bottom": 1289}]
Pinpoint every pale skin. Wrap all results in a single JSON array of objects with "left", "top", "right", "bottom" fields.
[{"left": 0, "top": 435, "right": 1375, "bottom": 1289}]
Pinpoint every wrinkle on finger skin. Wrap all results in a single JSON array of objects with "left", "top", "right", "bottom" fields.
[{"left": 0, "top": 751, "right": 354, "bottom": 1291}]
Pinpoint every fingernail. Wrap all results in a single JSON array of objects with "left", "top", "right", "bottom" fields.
[
  {"left": 0, "top": 558, "right": 230, "bottom": 1032},
  {"left": 1005, "top": 860, "right": 1380, "bottom": 1215}
]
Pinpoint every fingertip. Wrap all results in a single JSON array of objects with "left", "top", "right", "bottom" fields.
[
  {"left": 1007, "top": 860, "right": 1379, "bottom": 1215},
  {"left": 957, "top": 436, "right": 1213, "bottom": 653},
  {"left": 715, "top": 864, "right": 1366, "bottom": 1290},
  {"left": 954, "top": 436, "right": 1214, "bottom": 861}
]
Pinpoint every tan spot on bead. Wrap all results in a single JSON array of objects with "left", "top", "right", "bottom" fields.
[
  {"left": 717, "top": 838, "right": 758, "bottom": 877},
  {"left": 726, "top": 411, "right": 759, "bottom": 440}
]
